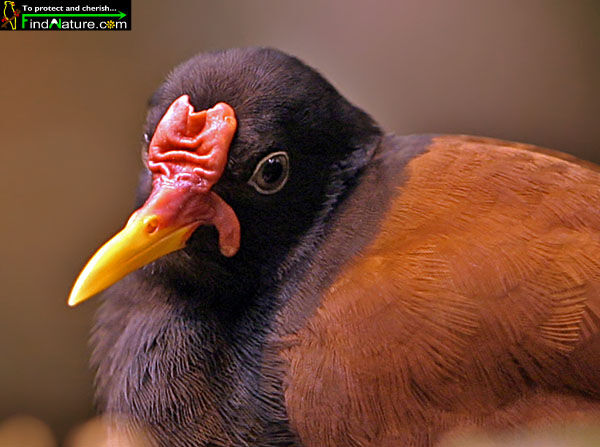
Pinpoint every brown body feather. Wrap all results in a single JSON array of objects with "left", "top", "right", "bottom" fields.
[{"left": 280, "top": 135, "right": 600, "bottom": 446}]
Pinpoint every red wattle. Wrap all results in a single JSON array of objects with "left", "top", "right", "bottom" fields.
[{"left": 139, "top": 95, "right": 241, "bottom": 256}]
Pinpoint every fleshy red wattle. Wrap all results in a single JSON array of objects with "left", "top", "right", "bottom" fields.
[
  {"left": 138, "top": 95, "right": 240, "bottom": 256},
  {"left": 148, "top": 96, "right": 235, "bottom": 191}
]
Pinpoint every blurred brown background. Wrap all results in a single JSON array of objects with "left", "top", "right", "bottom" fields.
[{"left": 1, "top": 0, "right": 599, "bottom": 444}]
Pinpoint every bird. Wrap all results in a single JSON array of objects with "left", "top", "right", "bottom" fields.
[{"left": 68, "top": 47, "right": 600, "bottom": 447}]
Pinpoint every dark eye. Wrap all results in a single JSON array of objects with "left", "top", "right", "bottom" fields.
[{"left": 248, "top": 151, "right": 290, "bottom": 194}]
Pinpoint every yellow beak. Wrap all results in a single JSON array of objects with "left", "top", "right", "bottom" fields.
[
  {"left": 68, "top": 212, "right": 198, "bottom": 307},
  {"left": 68, "top": 97, "right": 242, "bottom": 307}
]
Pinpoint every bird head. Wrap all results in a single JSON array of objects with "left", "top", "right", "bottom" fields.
[{"left": 68, "top": 48, "right": 381, "bottom": 307}]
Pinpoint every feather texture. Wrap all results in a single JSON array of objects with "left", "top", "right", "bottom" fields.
[{"left": 280, "top": 135, "right": 600, "bottom": 446}]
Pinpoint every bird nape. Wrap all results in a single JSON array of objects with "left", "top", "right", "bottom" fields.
[{"left": 69, "top": 47, "right": 600, "bottom": 447}]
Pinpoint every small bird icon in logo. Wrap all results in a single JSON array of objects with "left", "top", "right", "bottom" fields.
[{"left": 1, "top": 1, "right": 20, "bottom": 30}]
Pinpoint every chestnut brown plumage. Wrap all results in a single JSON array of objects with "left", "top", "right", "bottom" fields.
[{"left": 75, "top": 48, "right": 600, "bottom": 447}]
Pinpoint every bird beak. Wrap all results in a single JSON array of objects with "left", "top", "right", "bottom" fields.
[
  {"left": 68, "top": 182, "right": 241, "bottom": 307},
  {"left": 67, "top": 200, "right": 199, "bottom": 307},
  {"left": 68, "top": 95, "right": 240, "bottom": 307}
]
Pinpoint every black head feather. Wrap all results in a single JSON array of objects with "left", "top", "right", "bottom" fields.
[
  {"left": 136, "top": 47, "right": 381, "bottom": 306},
  {"left": 92, "top": 47, "right": 384, "bottom": 446}
]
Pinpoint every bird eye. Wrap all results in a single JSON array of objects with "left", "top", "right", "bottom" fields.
[{"left": 248, "top": 151, "right": 290, "bottom": 194}]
